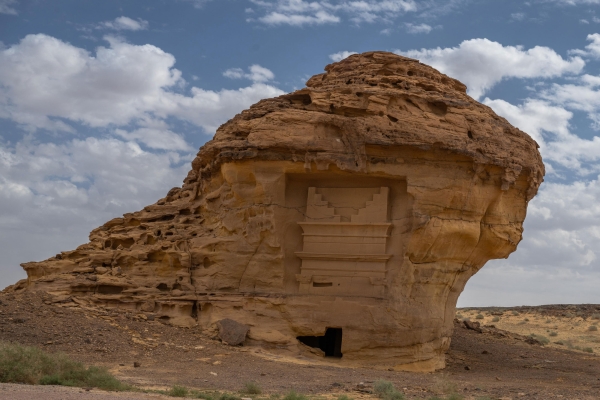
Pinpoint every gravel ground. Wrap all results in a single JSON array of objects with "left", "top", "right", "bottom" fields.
[
  {"left": 1, "top": 291, "right": 600, "bottom": 399},
  {"left": 0, "top": 383, "right": 172, "bottom": 400}
]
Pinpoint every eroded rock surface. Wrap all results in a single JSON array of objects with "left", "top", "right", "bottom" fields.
[{"left": 7, "top": 52, "right": 544, "bottom": 371}]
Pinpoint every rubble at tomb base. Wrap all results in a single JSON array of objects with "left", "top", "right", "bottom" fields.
[{"left": 6, "top": 51, "right": 545, "bottom": 372}]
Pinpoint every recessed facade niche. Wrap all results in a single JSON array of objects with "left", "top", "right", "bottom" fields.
[
  {"left": 282, "top": 173, "right": 412, "bottom": 297},
  {"left": 295, "top": 187, "right": 391, "bottom": 298}
]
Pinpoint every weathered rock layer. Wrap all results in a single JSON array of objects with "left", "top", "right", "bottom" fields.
[{"left": 9, "top": 52, "right": 544, "bottom": 371}]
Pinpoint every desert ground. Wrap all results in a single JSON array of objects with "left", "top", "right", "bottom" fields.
[{"left": 1, "top": 291, "right": 599, "bottom": 400}]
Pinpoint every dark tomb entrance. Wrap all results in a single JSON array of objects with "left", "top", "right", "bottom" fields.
[{"left": 297, "top": 327, "right": 343, "bottom": 358}]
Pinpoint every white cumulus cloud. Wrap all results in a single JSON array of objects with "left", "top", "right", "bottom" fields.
[
  {"left": 223, "top": 64, "right": 276, "bottom": 82},
  {"left": 0, "top": 34, "right": 181, "bottom": 130},
  {"left": 404, "top": 22, "right": 432, "bottom": 34},
  {"left": 460, "top": 176, "right": 600, "bottom": 306},
  {"left": 569, "top": 33, "right": 600, "bottom": 58},
  {"left": 328, "top": 51, "right": 358, "bottom": 62},
  {"left": 0, "top": 0, "right": 17, "bottom": 15},
  {"left": 0, "top": 33, "right": 287, "bottom": 290},
  {"left": 484, "top": 98, "right": 600, "bottom": 176},
  {"left": 0, "top": 137, "right": 191, "bottom": 289},
  {"left": 258, "top": 10, "right": 340, "bottom": 25},
  {"left": 0, "top": 34, "right": 283, "bottom": 134},
  {"left": 399, "top": 38, "right": 585, "bottom": 99},
  {"left": 249, "top": 0, "right": 417, "bottom": 26},
  {"left": 99, "top": 16, "right": 149, "bottom": 31}
]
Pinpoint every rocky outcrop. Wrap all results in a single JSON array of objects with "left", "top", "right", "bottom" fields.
[{"left": 8, "top": 52, "right": 544, "bottom": 371}]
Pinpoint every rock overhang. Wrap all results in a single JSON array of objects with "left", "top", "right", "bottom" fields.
[{"left": 10, "top": 51, "right": 544, "bottom": 372}]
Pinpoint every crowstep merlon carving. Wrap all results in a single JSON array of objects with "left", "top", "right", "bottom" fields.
[
  {"left": 7, "top": 51, "right": 545, "bottom": 372},
  {"left": 295, "top": 187, "right": 391, "bottom": 298}
]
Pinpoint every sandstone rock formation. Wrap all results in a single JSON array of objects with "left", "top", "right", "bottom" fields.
[{"left": 8, "top": 52, "right": 544, "bottom": 371}]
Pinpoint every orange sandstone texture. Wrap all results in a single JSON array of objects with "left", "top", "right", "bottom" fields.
[{"left": 9, "top": 52, "right": 544, "bottom": 371}]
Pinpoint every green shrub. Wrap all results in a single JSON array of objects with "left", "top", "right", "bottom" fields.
[
  {"left": 511, "top": 311, "right": 520, "bottom": 316},
  {"left": 337, "top": 396, "right": 353, "bottom": 400},
  {"left": 492, "top": 316, "right": 500, "bottom": 322},
  {"left": 0, "top": 341, "right": 128, "bottom": 391},
  {"left": 374, "top": 380, "right": 395, "bottom": 397},
  {"left": 592, "top": 313, "right": 600, "bottom": 320},
  {"left": 191, "top": 391, "right": 232, "bottom": 400},
  {"left": 529, "top": 334, "right": 549, "bottom": 345},
  {"left": 242, "top": 381, "right": 262, "bottom": 395},
  {"left": 549, "top": 331, "right": 558, "bottom": 337},
  {"left": 373, "top": 380, "right": 404, "bottom": 400},
  {"left": 584, "top": 347, "right": 594, "bottom": 353},
  {"left": 169, "top": 385, "right": 189, "bottom": 397},
  {"left": 475, "top": 314, "right": 484, "bottom": 320},
  {"left": 283, "top": 391, "right": 307, "bottom": 400},
  {"left": 588, "top": 325, "right": 598, "bottom": 332},
  {"left": 191, "top": 391, "right": 218, "bottom": 400}
]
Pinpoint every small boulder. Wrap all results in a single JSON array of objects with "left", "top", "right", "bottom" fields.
[
  {"left": 463, "top": 320, "right": 482, "bottom": 333},
  {"left": 216, "top": 318, "right": 249, "bottom": 346}
]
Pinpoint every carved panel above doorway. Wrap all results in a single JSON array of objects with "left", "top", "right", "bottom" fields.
[{"left": 295, "top": 187, "right": 391, "bottom": 298}]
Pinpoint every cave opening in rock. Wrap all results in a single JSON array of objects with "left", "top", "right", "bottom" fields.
[{"left": 297, "top": 327, "right": 343, "bottom": 358}]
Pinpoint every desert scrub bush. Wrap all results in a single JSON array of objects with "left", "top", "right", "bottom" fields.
[
  {"left": 189, "top": 391, "right": 218, "bottom": 400},
  {"left": 492, "top": 316, "right": 500, "bottom": 322},
  {"left": 584, "top": 347, "right": 594, "bottom": 353},
  {"left": 191, "top": 392, "right": 239, "bottom": 400},
  {"left": 283, "top": 390, "right": 308, "bottom": 400},
  {"left": 549, "top": 331, "right": 558, "bottom": 337},
  {"left": 511, "top": 311, "right": 520, "bottom": 316},
  {"left": 242, "top": 381, "right": 262, "bottom": 395},
  {"left": 475, "top": 314, "right": 484, "bottom": 320},
  {"left": 373, "top": 380, "right": 405, "bottom": 400},
  {"left": 169, "top": 385, "right": 189, "bottom": 397},
  {"left": 456, "top": 313, "right": 463, "bottom": 319},
  {"left": 545, "top": 319, "right": 552, "bottom": 323},
  {"left": 337, "top": 396, "right": 353, "bottom": 400},
  {"left": 592, "top": 313, "right": 600, "bottom": 320},
  {"left": 529, "top": 334, "right": 549, "bottom": 345},
  {"left": 0, "top": 341, "right": 129, "bottom": 391},
  {"left": 589, "top": 325, "right": 598, "bottom": 332}
]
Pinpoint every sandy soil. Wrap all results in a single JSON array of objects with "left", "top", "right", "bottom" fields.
[
  {"left": 1, "top": 291, "right": 599, "bottom": 400},
  {"left": 0, "top": 383, "right": 173, "bottom": 400},
  {"left": 457, "top": 305, "right": 600, "bottom": 355}
]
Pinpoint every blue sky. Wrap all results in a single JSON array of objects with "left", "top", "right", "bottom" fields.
[{"left": 1, "top": 0, "right": 600, "bottom": 306}]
